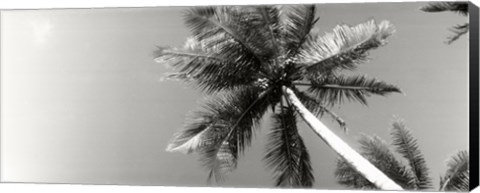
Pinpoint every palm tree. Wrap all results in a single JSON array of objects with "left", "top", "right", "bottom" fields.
[
  {"left": 155, "top": 5, "right": 402, "bottom": 189},
  {"left": 420, "top": 1, "right": 469, "bottom": 44},
  {"left": 335, "top": 118, "right": 469, "bottom": 191}
]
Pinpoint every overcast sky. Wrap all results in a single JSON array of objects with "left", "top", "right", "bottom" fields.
[{"left": 1, "top": 2, "right": 469, "bottom": 190}]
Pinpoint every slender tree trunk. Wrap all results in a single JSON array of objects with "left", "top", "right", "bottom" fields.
[
  {"left": 439, "top": 177, "right": 450, "bottom": 191},
  {"left": 283, "top": 86, "right": 403, "bottom": 191}
]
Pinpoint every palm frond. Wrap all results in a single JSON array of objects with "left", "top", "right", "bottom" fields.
[
  {"left": 200, "top": 87, "right": 274, "bottom": 182},
  {"left": 165, "top": 91, "right": 234, "bottom": 154},
  {"left": 203, "top": 135, "right": 238, "bottom": 183},
  {"left": 335, "top": 135, "right": 414, "bottom": 189},
  {"left": 420, "top": 2, "right": 468, "bottom": 16},
  {"left": 446, "top": 23, "right": 469, "bottom": 44},
  {"left": 184, "top": 6, "right": 277, "bottom": 71},
  {"left": 335, "top": 157, "right": 376, "bottom": 189},
  {"left": 293, "top": 90, "right": 347, "bottom": 131},
  {"left": 184, "top": 6, "right": 250, "bottom": 52},
  {"left": 226, "top": 6, "right": 279, "bottom": 61},
  {"left": 359, "top": 135, "right": 416, "bottom": 189},
  {"left": 279, "top": 5, "right": 318, "bottom": 58},
  {"left": 420, "top": 2, "right": 468, "bottom": 44},
  {"left": 264, "top": 106, "right": 314, "bottom": 187},
  {"left": 256, "top": 6, "right": 282, "bottom": 69},
  {"left": 440, "top": 150, "right": 469, "bottom": 191},
  {"left": 154, "top": 38, "right": 261, "bottom": 93},
  {"left": 257, "top": 6, "right": 281, "bottom": 25},
  {"left": 391, "top": 119, "right": 432, "bottom": 190},
  {"left": 154, "top": 38, "right": 222, "bottom": 68},
  {"left": 298, "top": 20, "right": 395, "bottom": 77},
  {"left": 307, "top": 75, "right": 402, "bottom": 106},
  {"left": 166, "top": 86, "right": 272, "bottom": 182},
  {"left": 257, "top": 6, "right": 281, "bottom": 45}
]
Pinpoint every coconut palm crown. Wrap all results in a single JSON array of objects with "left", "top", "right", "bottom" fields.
[{"left": 155, "top": 5, "right": 402, "bottom": 188}]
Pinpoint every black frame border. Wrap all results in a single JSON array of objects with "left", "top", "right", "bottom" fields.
[{"left": 469, "top": 1, "right": 479, "bottom": 191}]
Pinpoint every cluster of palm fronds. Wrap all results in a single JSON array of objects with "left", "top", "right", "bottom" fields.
[
  {"left": 155, "top": 5, "right": 402, "bottom": 188},
  {"left": 420, "top": 2, "right": 469, "bottom": 44},
  {"left": 335, "top": 118, "right": 469, "bottom": 191},
  {"left": 440, "top": 150, "right": 470, "bottom": 191}
]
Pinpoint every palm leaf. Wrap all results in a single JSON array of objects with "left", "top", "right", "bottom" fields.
[
  {"left": 420, "top": 2, "right": 468, "bottom": 16},
  {"left": 279, "top": 5, "right": 318, "bottom": 58},
  {"left": 257, "top": 6, "right": 281, "bottom": 48},
  {"left": 359, "top": 135, "right": 416, "bottom": 189},
  {"left": 155, "top": 38, "right": 263, "bottom": 93},
  {"left": 307, "top": 74, "right": 402, "bottom": 106},
  {"left": 391, "top": 119, "right": 432, "bottom": 190},
  {"left": 440, "top": 150, "right": 469, "bottom": 191},
  {"left": 226, "top": 6, "right": 279, "bottom": 61},
  {"left": 335, "top": 135, "right": 415, "bottom": 190},
  {"left": 446, "top": 23, "right": 469, "bottom": 44},
  {"left": 335, "top": 157, "right": 376, "bottom": 189},
  {"left": 202, "top": 135, "right": 238, "bottom": 183},
  {"left": 298, "top": 20, "right": 395, "bottom": 77},
  {"left": 264, "top": 106, "right": 314, "bottom": 187},
  {"left": 184, "top": 6, "right": 274, "bottom": 70},
  {"left": 293, "top": 90, "right": 347, "bottom": 131},
  {"left": 165, "top": 93, "right": 234, "bottom": 154},
  {"left": 420, "top": 2, "right": 469, "bottom": 44},
  {"left": 154, "top": 38, "right": 223, "bottom": 70},
  {"left": 166, "top": 86, "right": 272, "bottom": 182},
  {"left": 184, "top": 7, "right": 249, "bottom": 51},
  {"left": 201, "top": 87, "right": 273, "bottom": 182},
  {"left": 255, "top": 6, "right": 283, "bottom": 70}
]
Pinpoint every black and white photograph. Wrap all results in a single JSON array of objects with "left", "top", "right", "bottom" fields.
[{"left": 0, "top": 1, "right": 478, "bottom": 192}]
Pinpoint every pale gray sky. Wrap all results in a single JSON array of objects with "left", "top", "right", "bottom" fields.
[{"left": 0, "top": 2, "right": 469, "bottom": 190}]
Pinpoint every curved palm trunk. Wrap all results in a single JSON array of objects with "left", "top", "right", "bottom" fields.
[
  {"left": 283, "top": 86, "right": 403, "bottom": 190},
  {"left": 439, "top": 178, "right": 451, "bottom": 191}
]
